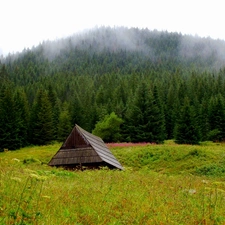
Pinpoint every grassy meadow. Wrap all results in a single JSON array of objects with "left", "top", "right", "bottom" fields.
[{"left": 0, "top": 141, "right": 225, "bottom": 225}]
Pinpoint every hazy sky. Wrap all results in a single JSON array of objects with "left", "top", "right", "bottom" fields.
[{"left": 0, "top": 0, "right": 224, "bottom": 56}]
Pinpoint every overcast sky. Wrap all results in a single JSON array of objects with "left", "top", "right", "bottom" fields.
[{"left": 0, "top": 0, "right": 224, "bottom": 56}]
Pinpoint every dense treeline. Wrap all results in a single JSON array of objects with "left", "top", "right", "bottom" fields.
[{"left": 1, "top": 27, "right": 225, "bottom": 151}]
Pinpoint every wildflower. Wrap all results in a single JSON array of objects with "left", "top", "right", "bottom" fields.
[
  {"left": 188, "top": 189, "right": 196, "bottom": 195},
  {"left": 202, "top": 180, "right": 208, "bottom": 184},
  {"left": 183, "top": 188, "right": 196, "bottom": 195}
]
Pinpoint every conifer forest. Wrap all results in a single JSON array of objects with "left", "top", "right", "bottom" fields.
[{"left": 1, "top": 26, "right": 225, "bottom": 151}]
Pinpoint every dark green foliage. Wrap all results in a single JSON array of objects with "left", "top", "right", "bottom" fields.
[
  {"left": 0, "top": 85, "right": 22, "bottom": 150},
  {"left": 165, "top": 85, "right": 179, "bottom": 139},
  {"left": 23, "top": 157, "right": 41, "bottom": 164},
  {"left": 174, "top": 97, "right": 200, "bottom": 144},
  {"left": 208, "top": 94, "right": 225, "bottom": 141},
  {"left": 125, "top": 83, "right": 165, "bottom": 143},
  {"left": 149, "top": 86, "right": 166, "bottom": 143},
  {"left": 47, "top": 85, "right": 60, "bottom": 140},
  {"left": 52, "top": 99, "right": 61, "bottom": 140},
  {"left": 70, "top": 92, "right": 85, "bottom": 127},
  {"left": 198, "top": 98, "right": 210, "bottom": 141},
  {"left": 196, "top": 164, "right": 225, "bottom": 176},
  {"left": 2, "top": 27, "right": 225, "bottom": 148},
  {"left": 57, "top": 103, "right": 72, "bottom": 142},
  {"left": 92, "top": 112, "right": 123, "bottom": 142},
  {"left": 29, "top": 89, "right": 53, "bottom": 145},
  {"left": 14, "top": 89, "right": 30, "bottom": 147},
  {"left": 124, "top": 82, "right": 152, "bottom": 142},
  {"left": 0, "top": 64, "right": 9, "bottom": 83}
]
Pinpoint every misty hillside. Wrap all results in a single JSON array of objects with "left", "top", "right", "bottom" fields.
[
  {"left": 37, "top": 26, "right": 225, "bottom": 70},
  {"left": 2, "top": 26, "right": 225, "bottom": 78},
  {"left": 2, "top": 26, "right": 225, "bottom": 150}
]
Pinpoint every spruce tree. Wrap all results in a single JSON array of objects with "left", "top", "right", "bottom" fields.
[
  {"left": 57, "top": 102, "right": 72, "bottom": 142},
  {"left": 165, "top": 84, "right": 179, "bottom": 139},
  {"left": 70, "top": 92, "right": 84, "bottom": 126},
  {"left": 0, "top": 85, "right": 21, "bottom": 150},
  {"left": 58, "top": 109, "right": 72, "bottom": 142},
  {"left": 47, "top": 85, "right": 60, "bottom": 140},
  {"left": 0, "top": 64, "right": 9, "bottom": 83},
  {"left": 124, "top": 83, "right": 165, "bottom": 143},
  {"left": 148, "top": 85, "right": 166, "bottom": 143},
  {"left": 14, "top": 89, "right": 30, "bottom": 147},
  {"left": 30, "top": 89, "right": 53, "bottom": 145},
  {"left": 198, "top": 98, "right": 210, "bottom": 141},
  {"left": 208, "top": 94, "right": 225, "bottom": 141},
  {"left": 125, "top": 82, "right": 151, "bottom": 142},
  {"left": 174, "top": 97, "right": 200, "bottom": 144}
]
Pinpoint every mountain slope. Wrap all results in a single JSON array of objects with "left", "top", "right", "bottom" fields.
[{"left": 3, "top": 26, "right": 225, "bottom": 81}]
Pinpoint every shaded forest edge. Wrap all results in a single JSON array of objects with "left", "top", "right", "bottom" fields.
[{"left": 1, "top": 26, "right": 225, "bottom": 151}]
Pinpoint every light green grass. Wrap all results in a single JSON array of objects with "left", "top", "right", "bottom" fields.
[
  {"left": 0, "top": 142, "right": 225, "bottom": 224},
  {"left": 115, "top": 141, "right": 225, "bottom": 176}
]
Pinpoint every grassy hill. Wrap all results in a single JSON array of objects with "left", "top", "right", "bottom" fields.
[{"left": 1, "top": 142, "right": 225, "bottom": 224}]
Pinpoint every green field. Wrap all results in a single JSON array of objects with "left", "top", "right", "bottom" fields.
[{"left": 1, "top": 141, "right": 225, "bottom": 224}]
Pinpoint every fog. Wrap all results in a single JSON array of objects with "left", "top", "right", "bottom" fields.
[
  {"left": 38, "top": 27, "right": 225, "bottom": 70},
  {"left": 2, "top": 26, "right": 225, "bottom": 71}
]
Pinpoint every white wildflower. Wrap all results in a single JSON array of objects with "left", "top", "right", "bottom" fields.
[
  {"left": 202, "top": 180, "right": 208, "bottom": 184},
  {"left": 188, "top": 189, "right": 196, "bottom": 195}
]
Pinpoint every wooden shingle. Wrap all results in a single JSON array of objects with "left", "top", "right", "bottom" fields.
[{"left": 48, "top": 124, "right": 123, "bottom": 170}]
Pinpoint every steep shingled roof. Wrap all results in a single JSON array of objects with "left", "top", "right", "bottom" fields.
[{"left": 48, "top": 124, "right": 123, "bottom": 170}]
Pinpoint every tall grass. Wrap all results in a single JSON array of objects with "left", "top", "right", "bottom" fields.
[
  {"left": 0, "top": 142, "right": 225, "bottom": 224},
  {"left": 114, "top": 141, "right": 225, "bottom": 176}
]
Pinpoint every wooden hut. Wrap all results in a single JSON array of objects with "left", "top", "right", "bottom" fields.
[{"left": 48, "top": 124, "right": 123, "bottom": 170}]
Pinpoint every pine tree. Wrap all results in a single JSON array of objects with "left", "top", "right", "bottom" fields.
[
  {"left": 174, "top": 97, "right": 200, "bottom": 144},
  {"left": 125, "top": 82, "right": 151, "bottom": 142},
  {"left": 30, "top": 89, "right": 53, "bottom": 145},
  {"left": 208, "top": 94, "right": 225, "bottom": 141},
  {"left": 165, "top": 84, "right": 179, "bottom": 139},
  {"left": 14, "top": 89, "right": 30, "bottom": 147},
  {"left": 57, "top": 104, "right": 72, "bottom": 142},
  {"left": 47, "top": 85, "right": 60, "bottom": 140},
  {"left": 0, "top": 85, "right": 21, "bottom": 151},
  {"left": 124, "top": 83, "right": 165, "bottom": 143},
  {"left": 198, "top": 98, "right": 210, "bottom": 141},
  {"left": 148, "top": 85, "right": 166, "bottom": 143},
  {"left": 0, "top": 64, "right": 9, "bottom": 84},
  {"left": 70, "top": 92, "right": 84, "bottom": 126}
]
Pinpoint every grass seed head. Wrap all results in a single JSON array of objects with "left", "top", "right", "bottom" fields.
[{"left": 10, "top": 177, "right": 22, "bottom": 183}]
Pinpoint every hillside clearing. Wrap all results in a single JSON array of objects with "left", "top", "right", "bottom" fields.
[{"left": 0, "top": 141, "right": 225, "bottom": 224}]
